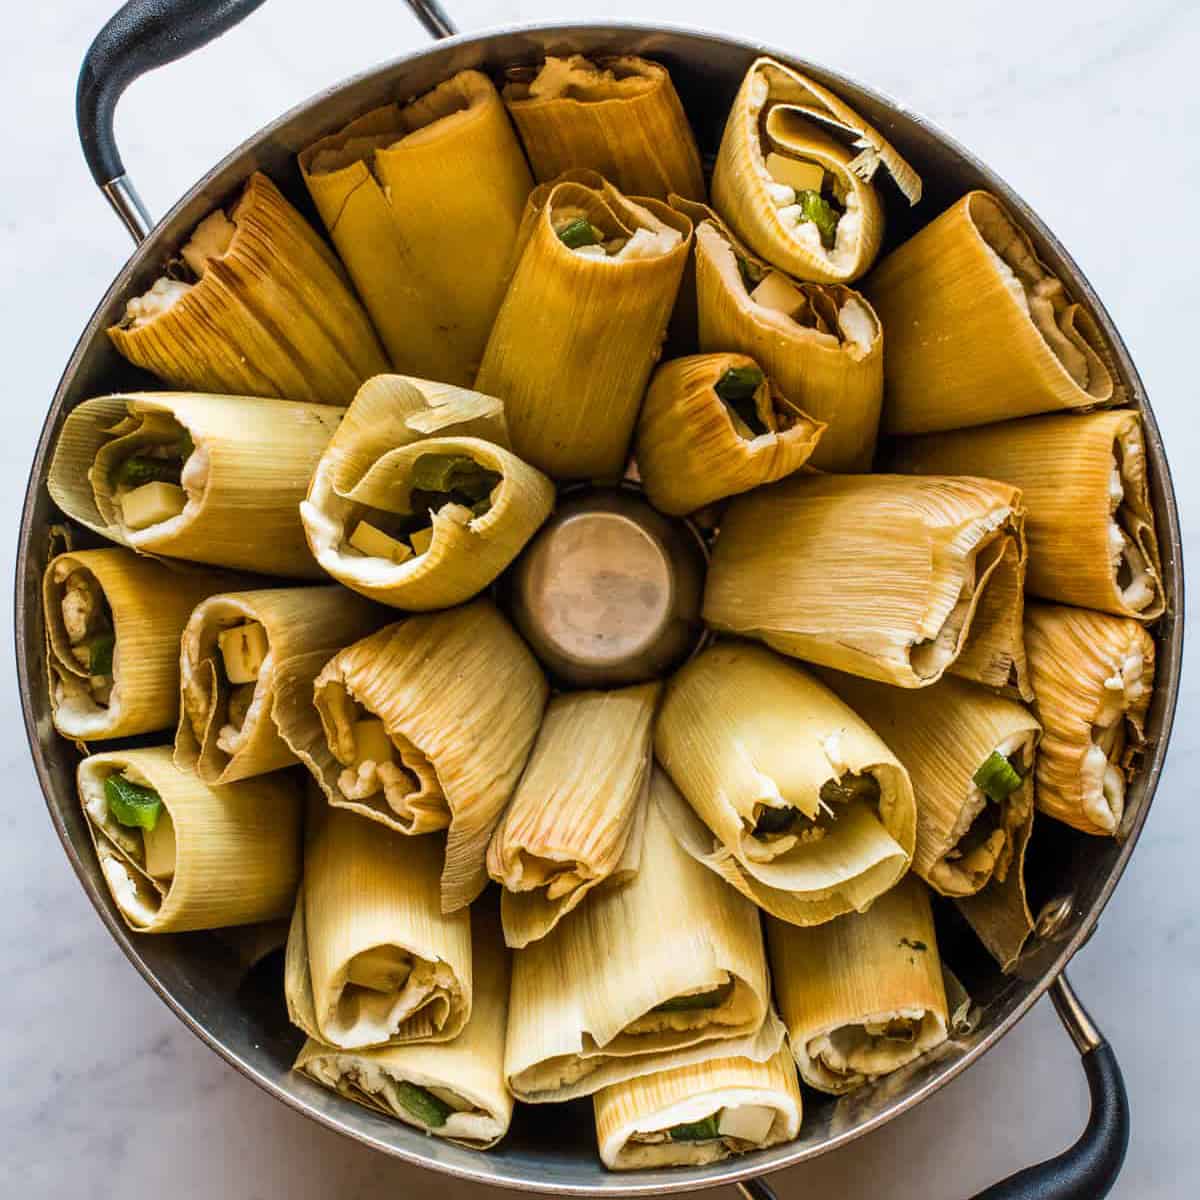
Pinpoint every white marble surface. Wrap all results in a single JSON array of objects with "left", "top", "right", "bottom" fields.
[{"left": 2, "top": 1, "right": 1196, "bottom": 1196}]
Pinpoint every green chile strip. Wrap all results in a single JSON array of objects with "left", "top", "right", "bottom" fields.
[
  {"left": 409, "top": 454, "right": 502, "bottom": 522},
  {"left": 653, "top": 979, "right": 734, "bottom": 1013},
  {"left": 753, "top": 773, "right": 881, "bottom": 837},
  {"left": 394, "top": 1081, "right": 452, "bottom": 1128},
  {"left": 973, "top": 751, "right": 1023, "bottom": 803},
  {"left": 104, "top": 775, "right": 163, "bottom": 831},
  {"left": 86, "top": 628, "right": 116, "bottom": 676},
  {"left": 112, "top": 456, "right": 183, "bottom": 488},
  {"left": 714, "top": 366, "right": 767, "bottom": 437},
  {"left": 796, "top": 190, "right": 841, "bottom": 249},
  {"left": 668, "top": 1114, "right": 721, "bottom": 1141},
  {"left": 557, "top": 217, "right": 604, "bottom": 249}
]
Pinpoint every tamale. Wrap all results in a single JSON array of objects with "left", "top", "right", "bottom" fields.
[
  {"left": 43, "top": 548, "right": 234, "bottom": 741},
  {"left": 176, "top": 586, "right": 386, "bottom": 785},
  {"left": 503, "top": 55, "right": 704, "bottom": 201},
  {"left": 295, "top": 904, "right": 511, "bottom": 1147},
  {"left": 711, "top": 57, "right": 921, "bottom": 284},
  {"left": 309, "top": 600, "right": 547, "bottom": 910},
  {"left": 703, "top": 473, "right": 1027, "bottom": 689},
  {"left": 47, "top": 391, "right": 342, "bottom": 577},
  {"left": 768, "top": 878, "right": 949, "bottom": 1094},
  {"left": 864, "top": 191, "right": 1119, "bottom": 434},
  {"left": 505, "top": 792, "right": 782, "bottom": 1104},
  {"left": 488, "top": 682, "right": 660, "bottom": 948},
  {"left": 285, "top": 804, "right": 471, "bottom": 1049},
  {"left": 476, "top": 170, "right": 691, "bottom": 480},
  {"left": 654, "top": 645, "right": 915, "bottom": 925},
  {"left": 78, "top": 745, "right": 301, "bottom": 933},
  {"left": 108, "top": 173, "right": 387, "bottom": 404},
  {"left": 299, "top": 72, "right": 532, "bottom": 384},
  {"left": 634, "top": 353, "right": 825, "bottom": 515},
  {"left": 670, "top": 196, "right": 882, "bottom": 472},
  {"left": 1026, "top": 603, "right": 1154, "bottom": 835},
  {"left": 890, "top": 410, "right": 1163, "bottom": 620},
  {"left": 593, "top": 1045, "right": 801, "bottom": 1169}
]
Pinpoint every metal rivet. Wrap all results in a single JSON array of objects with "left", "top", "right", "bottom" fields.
[{"left": 1034, "top": 895, "right": 1075, "bottom": 939}]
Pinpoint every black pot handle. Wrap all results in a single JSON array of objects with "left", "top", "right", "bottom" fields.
[
  {"left": 76, "top": 0, "right": 458, "bottom": 243},
  {"left": 735, "top": 973, "right": 1128, "bottom": 1200}
]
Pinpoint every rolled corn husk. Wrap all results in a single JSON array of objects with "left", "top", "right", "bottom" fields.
[
  {"left": 890, "top": 411, "right": 1163, "bottom": 620},
  {"left": 670, "top": 196, "right": 882, "bottom": 472},
  {"left": 593, "top": 1044, "right": 802, "bottom": 1169},
  {"left": 819, "top": 670, "right": 1040, "bottom": 970},
  {"left": 310, "top": 599, "right": 547, "bottom": 910},
  {"left": 488, "top": 682, "right": 660, "bottom": 949},
  {"left": 47, "top": 391, "right": 342, "bottom": 577},
  {"left": 864, "top": 191, "right": 1119, "bottom": 434},
  {"left": 108, "top": 172, "right": 387, "bottom": 405},
  {"left": 285, "top": 803, "right": 471, "bottom": 1049},
  {"left": 634, "top": 353, "right": 825, "bottom": 515},
  {"left": 299, "top": 72, "right": 532, "bottom": 385},
  {"left": 476, "top": 170, "right": 691, "bottom": 480},
  {"left": 654, "top": 644, "right": 915, "bottom": 925},
  {"left": 175, "top": 586, "right": 386, "bottom": 785},
  {"left": 505, "top": 791, "right": 782, "bottom": 1103},
  {"left": 703, "top": 474, "right": 1027, "bottom": 689},
  {"left": 1025, "top": 603, "right": 1155, "bottom": 835},
  {"left": 503, "top": 55, "right": 705, "bottom": 201},
  {"left": 43, "top": 547, "right": 235, "bottom": 741},
  {"left": 767, "top": 878, "right": 949, "bottom": 1094},
  {"left": 294, "top": 903, "right": 511, "bottom": 1148},
  {"left": 78, "top": 745, "right": 301, "bottom": 933},
  {"left": 711, "top": 57, "right": 921, "bottom": 284}
]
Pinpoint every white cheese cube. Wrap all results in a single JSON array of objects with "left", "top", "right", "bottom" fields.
[
  {"left": 409, "top": 525, "right": 435, "bottom": 556},
  {"left": 218, "top": 621, "right": 269, "bottom": 684},
  {"left": 353, "top": 718, "right": 394, "bottom": 765},
  {"left": 349, "top": 519, "right": 413, "bottom": 564},
  {"left": 120, "top": 481, "right": 186, "bottom": 530},
  {"left": 765, "top": 152, "right": 825, "bottom": 194},
  {"left": 717, "top": 1104, "right": 776, "bottom": 1143},
  {"left": 142, "top": 808, "right": 176, "bottom": 880},
  {"left": 750, "top": 271, "right": 809, "bottom": 319}
]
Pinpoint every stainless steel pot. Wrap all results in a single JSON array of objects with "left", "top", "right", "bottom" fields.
[{"left": 16, "top": 1, "right": 1184, "bottom": 1197}]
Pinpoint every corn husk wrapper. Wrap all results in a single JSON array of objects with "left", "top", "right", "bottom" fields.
[
  {"left": 703, "top": 473, "right": 1027, "bottom": 689},
  {"left": 1026, "top": 604, "right": 1155, "bottom": 836},
  {"left": 310, "top": 600, "right": 547, "bottom": 910},
  {"left": 47, "top": 392, "right": 342, "bottom": 577},
  {"left": 299, "top": 72, "right": 531, "bottom": 385},
  {"left": 43, "top": 548, "right": 235, "bottom": 741},
  {"left": 108, "top": 173, "right": 387, "bottom": 405},
  {"left": 285, "top": 804, "right": 471, "bottom": 1049},
  {"left": 488, "top": 682, "right": 659, "bottom": 949},
  {"left": 503, "top": 55, "right": 705, "bottom": 202},
  {"left": 505, "top": 792, "right": 782, "bottom": 1103},
  {"left": 176, "top": 586, "right": 386, "bottom": 785},
  {"left": 767, "top": 877, "right": 949, "bottom": 1094},
  {"left": 593, "top": 1044, "right": 802, "bottom": 1169},
  {"left": 819, "top": 670, "right": 1040, "bottom": 970},
  {"left": 864, "top": 191, "right": 1119, "bottom": 434},
  {"left": 711, "top": 57, "right": 921, "bottom": 284},
  {"left": 78, "top": 745, "right": 301, "bottom": 934},
  {"left": 635, "top": 353, "right": 825, "bottom": 515},
  {"left": 654, "top": 644, "right": 915, "bottom": 925},
  {"left": 890, "top": 411, "right": 1163, "bottom": 621},
  {"left": 476, "top": 170, "right": 691, "bottom": 480},
  {"left": 670, "top": 197, "right": 882, "bottom": 472},
  {"left": 294, "top": 904, "right": 511, "bottom": 1148}
]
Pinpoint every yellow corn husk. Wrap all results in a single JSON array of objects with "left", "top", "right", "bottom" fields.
[
  {"left": 47, "top": 391, "right": 342, "bottom": 577},
  {"left": 78, "top": 745, "right": 301, "bottom": 933},
  {"left": 175, "top": 586, "right": 386, "bottom": 785},
  {"left": 711, "top": 57, "right": 921, "bottom": 285},
  {"left": 294, "top": 902, "right": 512, "bottom": 1148},
  {"left": 299, "top": 72, "right": 532, "bottom": 385},
  {"left": 476, "top": 170, "right": 692, "bottom": 480},
  {"left": 42, "top": 548, "right": 236, "bottom": 741},
  {"left": 310, "top": 600, "right": 547, "bottom": 910},
  {"left": 505, "top": 792, "right": 782, "bottom": 1104},
  {"left": 285, "top": 804, "right": 472, "bottom": 1049},
  {"left": 1026, "top": 603, "right": 1155, "bottom": 836},
  {"left": 703, "top": 474, "right": 1027, "bottom": 688},
  {"left": 502, "top": 55, "right": 705, "bottom": 202},
  {"left": 654, "top": 645, "right": 915, "bottom": 925},
  {"left": 669, "top": 196, "right": 882, "bottom": 472},
  {"left": 767, "top": 877, "right": 949, "bottom": 1094},
  {"left": 107, "top": 173, "right": 387, "bottom": 405},
  {"left": 488, "top": 682, "right": 660, "bottom": 949},
  {"left": 864, "top": 191, "right": 1120, "bottom": 434},
  {"left": 593, "top": 1044, "right": 802, "bottom": 1169},
  {"left": 818, "top": 670, "right": 1040, "bottom": 970},
  {"left": 891, "top": 411, "right": 1164, "bottom": 621},
  {"left": 634, "top": 354, "right": 825, "bottom": 515}
]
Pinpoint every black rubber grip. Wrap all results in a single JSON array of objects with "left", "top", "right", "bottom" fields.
[{"left": 76, "top": 0, "right": 268, "bottom": 187}]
